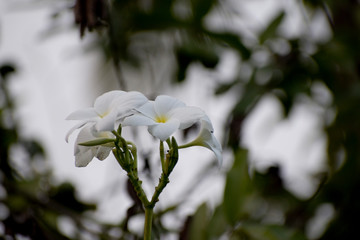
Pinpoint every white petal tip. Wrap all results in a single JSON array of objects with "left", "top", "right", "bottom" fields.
[
  {"left": 75, "top": 161, "right": 90, "bottom": 167},
  {"left": 75, "top": 164, "right": 87, "bottom": 167}
]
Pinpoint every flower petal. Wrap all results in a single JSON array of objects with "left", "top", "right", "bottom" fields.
[
  {"left": 154, "top": 95, "right": 185, "bottom": 117},
  {"left": 94, "top": 90, "right": 126, "bottom": 115},
  {"left": 66, "top": 108, "right": 98, "bottom": 120},
  {"left": 122, "top": 113, "right": 156, "bottom": 126},
  {"left": 148, "top": 119, "right": 180, "bottom": 141},
  {"left": 204, "top": 132, "right": 223, "bottom": 166},
  {"left": 212, "top": 145, "right": 223, "bottom": 167},
  {"left": 136, "top": 101, "right": 157, "bottom": 120},
  {"left": 65, "top": 121, "right": 89, "bottom": 142},
  {"left": 75, "top": 125, "right": 96, "bottom": 147},
  {"left": 74, "top": 125, "right": 97, "bottom": 167},
  {"left": 75, "top": 148, "right": 94, "bottom": 167},
  {"left": 111, "top": 91, "right": 148, "bottom": 117},
  {"left": 73, "top": 124, "right": 114, "bottom": 166},
  {"left": 179, "top": 118, "right": 222, "bottom": 166},
  {"left": 96, "top": 111, "right": 117, "bottom": 131},
  {"left": 95, "top": 146, "right": 112, "bottom": 160},
  {"left": 197, "top": 118, "right": 222, "bottom": 166},
  {"left": 200, "top": 115, "right": 214, "bottom": 132},
  {"left": 170, "top": 106, "right": 205, "bottom": 129}
]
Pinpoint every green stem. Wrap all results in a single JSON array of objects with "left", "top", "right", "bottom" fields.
[
  {"left": 159, "top": 141, "right": 165, "bottom": 172},
  {"left": 113, "top": 134, "right": 179, "bottom": 240},
  {"left": 149, "top": 173, "right": 169, "bottom": 208},
  {"left": 144, "top": 207, "right": 153, "bottom": 240},
  {"left": 127, "top": 141, "right": 138, "bottom": 177},
  {"left": 178, "top": 141, "right": 199, "bottom": 149},
  {"left": 111, "top": 130, "right": 121, "bottom": 139},
  {"left": 143, "top": 173, "right": 170, "bottom": 239},
  {"left": 127, "top": 171, "right": 150, "bottom": 206}
]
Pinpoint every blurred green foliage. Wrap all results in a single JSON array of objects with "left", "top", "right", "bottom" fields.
[
  {"left": 0, "top": 64, "right": 119, "bottom": 239},
  {"left": 84, "top": 0, "right": 358, "bottom": 239},
  {"left": 2, "top": 0, "right": 360, "bottom": 239}
]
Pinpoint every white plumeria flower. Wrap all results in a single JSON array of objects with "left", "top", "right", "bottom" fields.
[
  {"left": 180, "top": 116, "right": 222, "bottom": 166},
  {"left": 123, "top": 95, "right": 206, "bottom": 141},
  {"left": 66, "top": 90, "right": 148, "bottom": 141},
  {"left": 74, "top": 124, "right": 115, "bottom": 167}
]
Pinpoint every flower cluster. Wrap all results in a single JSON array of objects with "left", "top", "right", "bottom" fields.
[{"left": 66, "top": 90, "right": 222, "bottom": 167}]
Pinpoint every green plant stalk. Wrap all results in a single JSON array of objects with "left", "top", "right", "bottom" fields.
[
  {"left": 113, "top": 135, "right": 178, "bottom": 240},
  {"left": 144, "top": 207, "right": 153, "bottom": 240},
  {"left": 127, "top": 171, "right": 150, "bottom": 206},
  {"left": 149, "top": 173, "right": 170, "bottom": 208},
  {"left": 128, "top": 141, "right": 138, "bottom": 177},
  {"left": 159, "top": 141, "right": 165, "bottom": 172},
  {"left": 142, "top": 172, "right": 170, "bottom": 239}
]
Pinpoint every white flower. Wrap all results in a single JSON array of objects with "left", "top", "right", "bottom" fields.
[
  {"left": 66, "top": 90, "right": 148, "bottom": 141},
  {"left": 74, "top": 124, "right": 115, "bottom": 167},
  {"left": 180, "top": 116, "right": 222, "bottom": 166},
  {"left": 123, "top": 95, "right": 205, "bottom": 141}
]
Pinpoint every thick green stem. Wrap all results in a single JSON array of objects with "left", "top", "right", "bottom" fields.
[
  {"left": 127, "top": 171, "right": 150, "bottom": 206},
  {"left": 143, "top": 172, "right": 170, "bottom": 239},
  {"left": 144, "top": 207, "right": 153, "bottom": 240},
  {"left": 149, "top": 173, "right": 169, "bottom": 208}
]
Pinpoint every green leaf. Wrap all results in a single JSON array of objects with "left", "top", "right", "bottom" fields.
[
  {"left": 239, "top": 223, "right": 307, "bottom": 240},
  {"left": 7, "top": 195, "right": 29, "bottom": 212},
  {"left": 191, "top": 0, "right": 215, "bottom": 22},
  {"left": 0, "top": 63, "right": 16, "bottom": 79},
  {"left": 223, "top": 149, "right": 253, "bottom": 224},
  {"left": 175, "top": 43, "right": 219, "bottom": 82},
  {"left": 207, "top": 205, "right": 228, "bottom": 238},
  {"left": 78, "top": 138, "right": 114, "bottom": 147},
  {"left": 259, "top": 11, "right": 285, "bottom": 44},
  {"left": 232, "top": 81, "right": 262, "bottom": 115},
  {"left": 188, "top": 203, "right": 209, "bottom": 240},
  {"left": 167, "top": 137, "right": 179, "bottom": 174},
  {"left": 207, "top": 32, "right": 251, "bottom": 59},
  {"left": 50, "top": 182, "right": 96, "bottom": 213},
  {"left": 215, "top": 80, "right": 239, "bottom": 95}
]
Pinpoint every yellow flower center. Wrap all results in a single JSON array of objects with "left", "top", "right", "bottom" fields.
[
  {"left": 99, "top": 110, "right": 109, "bottom": 118},
  {"left": 98, "top": 132, "right": 111, "bottom": 138},
  {"left": 155, "top": 115, "right": 168, "bottom": 123}
]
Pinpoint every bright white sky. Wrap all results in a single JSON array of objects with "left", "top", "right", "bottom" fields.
[{"left": 0, "top": 0, "right": 331, "bottom": 227}]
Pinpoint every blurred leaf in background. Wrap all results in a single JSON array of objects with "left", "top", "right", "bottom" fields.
[
  {"left": 53, "top": 0, "right": 360, "bottom": 238},
  {"left": 0, "top": 63, "right": 115, "bottom": 239},
  {"left": 2, "top": 0, "right": 360, "bottom": 239}
]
